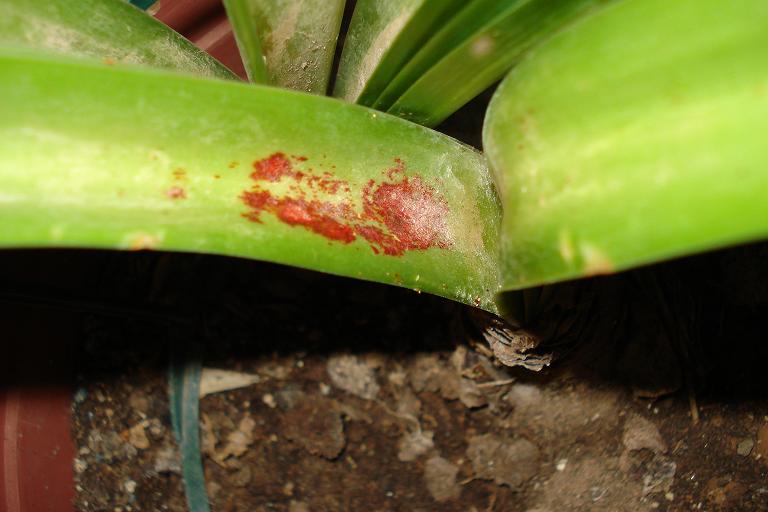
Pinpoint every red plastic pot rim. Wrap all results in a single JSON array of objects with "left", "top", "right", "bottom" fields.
[{"left": 0, "top": 387, "right": 75, "bottom": 512}]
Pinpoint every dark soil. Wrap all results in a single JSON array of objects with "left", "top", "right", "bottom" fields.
[{"left": 3, "top": 243, "right": 768, "bottom": 511}]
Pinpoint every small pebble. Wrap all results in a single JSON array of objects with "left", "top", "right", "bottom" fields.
[
  {"left": 128, "top": 422, "right": 150, "bottom": 450},
  {"left": 124, "top": 479, "right": 137, "bottom": 494},
  {"left": 327, "top": 355, "right": 380, "bottom": 400},
  {"left": 74, "top": 457, "right": 88, "bottom": 474},
  {"left": 737, "top": 439, "right": 754, "bottom": 456},
  {"left": 289, "top": 501, "right": 310, "bottom": 512},
  {"left": 128, "top": 390, "right": 149, "bottom": 413},
  {"left": 147, "top": 418, "right": 165, "bottom": 440},
  {"left": 466, "top": 434, "right": 539, "bottom": 488},
  {"left": 230, "top": 466, "right": 252, "bottom": 487},
  {"left": 74, "top": 388, "right": 87, "bottom": 404},
  {"left": 154, "top": 446, "right": 181, "bottom": 474},
  {"left": 556, "top": 459, "right": 568, "bottom": 472},
  {"left": 262, "top": 393, "right": 277, "bottom": 408},
  {"left": 424, "top": 456, "right": 461, "bottom": 502}
]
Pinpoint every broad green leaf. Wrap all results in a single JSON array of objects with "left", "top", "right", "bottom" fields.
[
  {"left": 484, "top": 0, "right": 768, "bottom": 290},
  {"left": 224, "top": 0, "right": 345, "bottom": 93},
  {"left": 372, "top": 0, "right": 516, "bottom": 111},
  {"left": 0, "top": 0, "right": 236, "bottom": 80},
  {"left": 333, "top": 0, "right": 464, "bottom": 105},
  {"left": 388, "top": 0, "right": 608, "bottom": 127},
  {"left": 0, "top": 50, "right": 502, "bottom": 312}
]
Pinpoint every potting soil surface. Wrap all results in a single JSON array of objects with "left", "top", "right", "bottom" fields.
[{"left": 53, "top": 245, "right": 768, "bottom": 511}]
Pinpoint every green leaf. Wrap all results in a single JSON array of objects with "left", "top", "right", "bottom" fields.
[
  {"left": 169, "top": 339, "right": 209, "bottom": 512},
  {"left": 222, "top": 0, "right": 270, "bottom": 83},
  {"left": 224, "top": 0, "right": 345, "bottom": 93},
  {"left": 484, "top": 0, "right": 768, "bottom": 290},
  {"left": 388, "top": 0, "right": 609, "bottom": 127},
  {"left": 0, "top": 50, "right": 502, "bottom": 312},
  {"left": 333, "top": 0, "right": 464, "bottom": 105},
  {"left": 372, "top": 0, "right": 516, "bottom": 111},
  {"left": 0, "top": 0, "right": 236, "bottom": 80}
]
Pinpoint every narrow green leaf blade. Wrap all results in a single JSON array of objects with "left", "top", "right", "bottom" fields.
[
  {"left": 0, "top": 50, "right": 502, "bottom": 312},
  {"left": 169, "top": 340, "right": 210, "bottom": 512},
  {"left": 223, "top": 0, "right": 345, "bottom": 93},
  {"left": 0, "top": 0, "right": 237, "bottom": 80},
  {"left": 484, "top": 0, "right": 768, "bottom": 290},
  {"left": 222, "top": 0, "right": 270, "bottom": 84},
  {"left": 372, "top": 0, "right": 517, "bottom": 111},
  {"left": 388, "top": 0, "right": 608, "bottom": 127},
  {"left": 333, "top": 0, "right": 464, "bottom": 105}
]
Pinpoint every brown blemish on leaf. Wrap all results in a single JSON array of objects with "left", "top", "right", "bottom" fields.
[
  {"left": 581, "top": 244, "right": 614, "bottom": 275},
  {"left": 129, "top": 233, "right": 160, "bottom": 251},
  {"left": 166, "top": 186, "right": 186, "bottom": 200}
]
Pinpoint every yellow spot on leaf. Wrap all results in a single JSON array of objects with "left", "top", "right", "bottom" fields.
[
  {"left": 126, "top": 232, "right": 162, "bottom": 251},
  {"left": 581, "top": 244, "right": 614, "bottom": 276},
  {"left": 558, "top": 231, "right": 575, "bottom": 264}
]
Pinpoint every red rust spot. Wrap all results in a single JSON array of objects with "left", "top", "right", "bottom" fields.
[
  {"left": 242, "top": 190, "right": 355, "bottom": 242},
  {"left": 251, "top": 152, "right": 297, "bottom": 182},
  {"left": 360, "top": 175, "right": 449, "bottom": 255},
  {"left": 166, "top": 186, "right": 186, "bottom": 199},
  {"left": 386, "top": 158, "right": 405, "bottom": 180},
  {"left": 240, "top": 153, "right": 451, "bottom": 256},
  {"left": 276, "top": 198, "right": 356, "bottom": 243}
]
